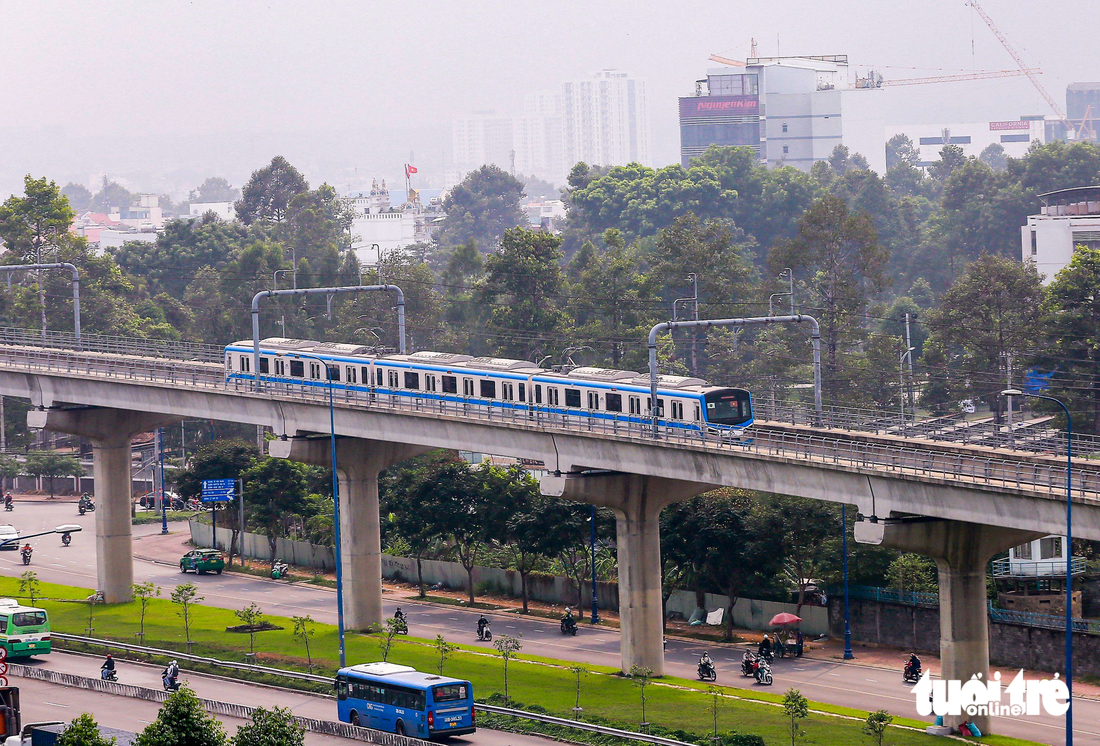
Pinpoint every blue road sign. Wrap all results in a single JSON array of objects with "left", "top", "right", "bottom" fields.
[{"left": 201, "top": 478, "right": 235, "bottom": 503}]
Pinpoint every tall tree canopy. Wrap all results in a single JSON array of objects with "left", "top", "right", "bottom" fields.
[
  {"left": 435, "top": 165, "right": 527, "bottom": 250},
  {"left": 235, "top": 156, "right": 309, "bottom": 225}
]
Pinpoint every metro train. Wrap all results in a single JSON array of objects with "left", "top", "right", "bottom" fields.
[{"left": 224, "top": 338, "right": 754, "bottom": 435}]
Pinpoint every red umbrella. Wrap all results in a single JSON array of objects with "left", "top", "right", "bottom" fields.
[{"left": 770, "top": 612, "right": 802, "bottom": 626}]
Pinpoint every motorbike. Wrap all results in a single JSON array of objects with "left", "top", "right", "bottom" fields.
[
  {"left": 78, "top": 498, "right": 96, "bottom": 515},
  {"left": 271, "top": 561, "right": 290, "bottom": 580},
  {"left": 20, "top": 548, "right": 31, "bottom": 565},
  {"left": 560, "top": 616, "right": 578, "bottom": 636},
  {"left": 697, "top": 660, "right": 717, "bottom": 682},
  {"left": 101, "top": 666, "right": 117, "bottom": 682},
  {"left": 3, "top": 501, "right": 12, "bottom": 512},
  {"left": 740, "top": 652, "right": 757, "bottom": 677},
  {"left": 903, "top": 658, "right": 922, "bottom": 683},
  {"left": 477, "top": 623, "right": 493, "bottom": 642},
  {"left": 393, "top": 615, "right": 409, "bottom": 635},
  {"left": 758, "top": 647, "right": 774, "bottom": 665},
  {"left": 753, "top": 658, "right": 773, "bottom": 686},
  {"left": 61, "top": 532, "right": 72, "bottom": 547},
  {"left": 162, "top": 669, "right": 180, "bottom": 691}
]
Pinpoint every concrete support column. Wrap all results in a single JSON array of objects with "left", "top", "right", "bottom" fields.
[
  {"left": 270, "top": 437, "right": 426, "bottom": 630},
  {"left": 878, "top": 518, "right": 1041, "bottom": 734},
  {"left": 28, "top": 407, "right": 181, "bottom": 603},
  {"left": 542, "top": 472, "right": 710, "bottom": 675}
]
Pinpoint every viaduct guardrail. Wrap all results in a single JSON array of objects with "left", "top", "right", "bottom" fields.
[{"left": 0, "top": 331, "right": 1097, "bottom": 501}]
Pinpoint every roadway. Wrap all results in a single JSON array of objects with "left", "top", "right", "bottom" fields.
[
  {"left": 13, "top": 649, "right": 551, "bottom": 746},
  {"left": 0, "top": 501, "right": 1089, "bottom": 746}
]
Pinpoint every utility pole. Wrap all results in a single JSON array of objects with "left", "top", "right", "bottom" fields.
[
  {"left": 1006, "top": 352, "right": 1014, "bottom": 449},
  {"left": 687, "top": 274, "right": 699, "bottom": 377},
  {"left": 904, "top": 313, "right": 915, "bottom": 408},
  {"left": 0, "top": 396, "right": 5, "bottom": 453}
]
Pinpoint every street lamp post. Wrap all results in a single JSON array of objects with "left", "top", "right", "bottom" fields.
[
  {"left": 278, "top": 350, "right": 346, "bottom": 667},
  {"left": 158, "top": 428, "right": 168, "bottom": 535},
  {"left": 899, "top": 347, "right": 914, "bottom": 434},
  {"left": 589, "top": 504, "right": 599, "bottom": 624},
  {"left": 842, "top": 504, "right": 853, "bottom": 659},
  {"left": 1002, "top": 388, "right": 1073, "bottom": 745}
]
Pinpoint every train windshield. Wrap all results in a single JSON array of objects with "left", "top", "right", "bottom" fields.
[{"left": 703, "top": 389, "right": 752, "bottom": 426}]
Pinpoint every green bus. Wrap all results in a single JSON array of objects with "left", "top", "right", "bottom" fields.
[{"left": 0, "top": 599, "right": 50, "bottom": 658}]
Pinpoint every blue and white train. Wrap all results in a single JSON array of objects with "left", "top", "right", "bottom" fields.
[{"left": 225, "top": 338, "right": 754, "bottom": 435}]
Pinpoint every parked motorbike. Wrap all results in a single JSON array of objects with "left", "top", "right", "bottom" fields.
[
  {"left": 697, "top": 661, "right": 717, "bottom": 682},
  {"left": 271, "top": 560, "right": 290, "bottom": 580},
  {"left": 477, "top": 623, "right": 493, "bottom": 642},
  {"left": 560, "top": 615, "right": 578, "bottom": 636},
  {"left": 903, "top": 658, "right": 922, "bottom": 684}
]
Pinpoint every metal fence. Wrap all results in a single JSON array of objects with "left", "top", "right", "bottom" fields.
[
  {"left": 841, "top": 584, "right": 940, "bottom": 608},
  {"left": 987, "top": 605, "right": 1098, "bottom": 634},
  {"left": 990, "top": 556, "right": 1088, "bottom": 578},
  {"left": 0, "top": 325, "right": 224, "bottom": 363},
  {"left": 1, "top": 342, "right": 1099, "bottom": 501}
]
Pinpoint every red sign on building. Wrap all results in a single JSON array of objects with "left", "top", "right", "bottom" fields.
[{"left": 680, "top": 96, "right": 759, "bottom": 118}]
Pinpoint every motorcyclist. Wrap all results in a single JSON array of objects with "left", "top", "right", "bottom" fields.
[
  {"left": 562, "top": 607, "right": 576, "bottom": 628},
  {"left": 20, "top": 543, "right": 31, "bottom": 560},
  {"left": 907, "top": 652, "right": 922, "bottom": 677},
  {"left": 101, "top": 654, "right": 115, "bottom": 680},
  {"left": 394, "top": 607, "right": 406, "bottom": 622},
  {"left": 758, "top": 634, "right": 772, "bottom": 658},
  {"left": 477, "top": 614, "right": 489, "bottom": 638},
  {"left": 699, "top": 651, "right": 714, "bottom": 673},
  {"left": 163, "top": 660, "right": 179, "bottom": 689},
  {"left": 3, "top": 493, "right": 12, "bottom": 508}
]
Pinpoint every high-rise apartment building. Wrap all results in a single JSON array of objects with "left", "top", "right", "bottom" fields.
[
  {"left": 451, "top": 112, "right": 516, "bottom": 172},
  {"left": 561, "top": 70, "right": 650, "bottom": 169}
]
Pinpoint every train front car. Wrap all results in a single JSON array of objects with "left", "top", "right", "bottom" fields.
[{"left": 701, "top": 387, "right": 754, "bottom": 434}]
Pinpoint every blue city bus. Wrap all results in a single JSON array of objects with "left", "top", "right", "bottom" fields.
[{"left": 336, "top": 662, "right": 475, "bottom": 739}]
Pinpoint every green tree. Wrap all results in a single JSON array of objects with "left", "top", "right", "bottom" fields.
[
  {"left": 378, "top": 617, "right": 402, "bottom": 662},
  {"left": 928, "top": 144, "right": 967, "bottom": 185},
  {"left": 131, "top": 581, "right": 161, "bottom": 642},
  {"left": 434, "top": 634, "right": 457, "bottom": 675},
  {"left": 61, "top": 184, "right": 93, "bottom": 213},
  {"left": 292, "top": 615, "right": 316, "bottom": 673},
  {"left": 979, "top": 143, "right": 1008, "bottom": 171},
  {"left": 782, "top": 688, "right": 809, "bottom": 746},
  {"left": 493, "top": 634, "right": 523, "bottom": 702},
  {"left": 0, "top": 454, "right": 20, "bottom": 489},
  {"left": 18, "top": 571, "right": 40, "bottom": 605},
  {"left": 235, "top": 156, "right": 309, "bottom": 225},
  {"left": 770, "top": 195, "right": 888, "bottom": 402},
  {"left": 24, "top": 452, "right": 83, "bottom": 499},
  {"left": 56, "top": 713, "right": 117, "bottom": 746},
  {"left": 435, "top": 165, "right": 526, "bottom": 249},
  {"left": 478, "top": 228, "right": 568, "bottom": 359},
  {"left": 385, "top": 452, "right": 462, "bottom": 596},
  {"left": 569, "top": 665, "right": 588, "bottom": 718},
  {"left": 628, "top": 665, "right": 653, "bottom": 729},
  {"left": 1036, "top": 246, "right": 1100, "bottom": 434},
  {"left": 922, "top": 254, "right": 1042, "bottom": 415},
  {"left": 863, "top": 709, "right": 893, "bottom": 746},
  {"left": 233, "top": 602, "right": 264, "bottom": 655},
  {"left": 90, "top": 178, "right": 134, "bottom": 214},
  {"left": 885, "top": 553, "right": 937, "bottom": 594},
  {"left": 0, "top": 175, "right": 76, "bottom": 264},
  {"left": 505, "top": 491, "right": 554, "bottom": 613},
  {"left": 171, "top": 582, "right": 203, "bottom": 645},
  {"left": 242, "top": 457, "right": 309, "bottom": 560},
  {"left": 232, "top": 707, "right": 303, "bottom": 746},
  {"left": 175, "top": 439, "right": 257, "bottom": 560},
  {"left": 762, "top": 496, "right": 840, "bottom": 614},
  {"left": 885, "top": 134, "right": 920, "bottom": 169},
  {"left": 135, "top": 686, "right": 227, "bottom": 746},
  {"left": 189, "top": 177, "right": 240, "bottom": 203}
]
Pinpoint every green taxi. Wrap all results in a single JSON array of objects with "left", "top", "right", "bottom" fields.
[{"left": 180, "top": 549, "right": 226, "bottom": 575}]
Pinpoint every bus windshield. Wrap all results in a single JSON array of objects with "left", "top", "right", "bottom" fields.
[
  {"left": 704, "top": 389, "right": 752, "bottom": 426},
  {"left": 12, "top": 611, "right": 46, "bottom": 628},
  {"left": 433, "top": 684, "right": 468, "bottom": 702}
]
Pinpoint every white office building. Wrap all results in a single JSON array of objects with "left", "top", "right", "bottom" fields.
[
  {"left": 561, "top": 69, "right": 650, "bottom": 169},
  {"left": 1021, "top": 185, "right": 1100, "bottom": 283},
  {"left": 345, "top": 180, "right": 445, "bottom": 264},
  {"left": 887, "top": 118, "right": 1047, "bottom": 166}
]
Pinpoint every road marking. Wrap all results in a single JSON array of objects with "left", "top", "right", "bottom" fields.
[
  {"left": 828, "top": 673, "right": 840, "bottom": 677},
  {"left": 43, "top": 702, "right": 69, "bottom": 708},
  {"left": 506, "top": 625, "right": 516, "bottom": 629},
  {"left": 865, "top": 679, "right": 877, "bottom": 682}
]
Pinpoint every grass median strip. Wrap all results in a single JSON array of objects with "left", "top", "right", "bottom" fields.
[{"left": 0, "top": 576, "right": 1041, "bottom": 746}]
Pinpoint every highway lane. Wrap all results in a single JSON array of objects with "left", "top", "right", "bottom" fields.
[
  {"left": 13, "top": 649, "right": 554, "bottom": 746},
  {"left": 0, "top": 501, "right": 1090, "bottom": 745}
]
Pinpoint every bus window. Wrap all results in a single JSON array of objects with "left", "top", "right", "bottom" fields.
[
  {"left": 337, "top": 677, "right": 348, "bottom": 701},
  {"left": 433, "top": 684, "right": 468, "bottom": 702},
  {"left": 11, "top": 611, "right": 45, "bottom": 627},
  {"left": 0, "top": 617, "right": 6, "bottom": 634}
]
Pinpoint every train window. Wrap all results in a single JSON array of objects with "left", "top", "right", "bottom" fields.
[
  {"left": 388, "top": 370, "right": 399, "bottom": 387},
  {"left": 671, "top": 401, "right": 683, "bottom": 419},
  {"left": 606, "top": 393, "right": 623, "bottom": 412},
  {"left": 258, "top": 358, "right": 269, "bottom": 374},
  {"left": 547, "top": 387, "right": 559, "bottom": 406},
  {"left": 646, "top": 398, "right": 665, "bottom": 415},
  {"left": 404, "top": 371, "right": 419, "bottom": 389},
  {"left": 628, "top": 396, "right": 640, "bottom": 415},
  {"left": 363, "top": 367, "right": 371, "bottom": 385},
  {"left": 565, "top": 388, "right": 581, "bottom": 408},
  {"left": 309, "top": 362, "right": 321, "bottom": 379},
  {"left": 239, "top": 356, "right": 250, "bottom": 372},
  {"left": 327, "top": 365, "right": 340, "bottom": 381},
  {"left": 425, "top": 374, "right": 437, "bottom": 392},
  {"left": 694, "top": 404, "right": 700, "bottom": 421},
  {"left": 442, "top": 375, "right": 457, "bottom": 394},
  {"left": 463, "top": 378, "right": 474, "bottom": 396},
  {"left": 275, "top": 359, "right": 285, "bottom": 376},
  {"left": 480, "top": 380, "right": 496, "bottom": 398},
  {"left": 534, "top": 384, "right": 542, "bottom": 403},
  {"left": 289, "top": 360, "right": 304, "bottom": 378},
  {"left": 587, "top": 392, "right": 598, "bottom": 410},
  {"left": 519, "top": 383, "right": 526, "bottom": 402},
  {"left": 346, "top": 367, "right": 356, "bottom": 384}
]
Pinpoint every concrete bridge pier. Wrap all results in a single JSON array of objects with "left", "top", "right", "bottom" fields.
[
  {"left": 269, "top": 436, "right": 427, "bottom": 630},
  {"left": 28, "top": 407, "right": 181, "bottom": 603},
  {"left": 542, "top": 472, "right": 711, "bottom": 675},
  {"left": 874, "top": 518, "right": 1042, "bottom": 735}
]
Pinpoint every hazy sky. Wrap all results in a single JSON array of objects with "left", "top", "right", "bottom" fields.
[{"left": 2, "top": 0, "right": 1099, "bottom": 199}]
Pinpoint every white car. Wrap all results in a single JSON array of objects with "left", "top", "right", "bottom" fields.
[{"left": 0, "top": 524, "right": 19, "bottom": 550}]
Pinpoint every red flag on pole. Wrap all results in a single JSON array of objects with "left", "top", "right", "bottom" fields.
[{"left": 405, "top": 164, "right": 418, "bottom": 179}]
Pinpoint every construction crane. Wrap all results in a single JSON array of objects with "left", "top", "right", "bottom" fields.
[
  {"left": 708, "top": 53, "right": 745, "bottom": 68},
  {"left": 967, "top": 0, "right": 1073, "bottom": 130},
  {"left": 880, "top": 68, "right": 1038, "bottom": 87}
]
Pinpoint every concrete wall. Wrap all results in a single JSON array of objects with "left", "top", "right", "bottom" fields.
[
  {"left": 828, "top": 595, "right": 1100, "bottom": 677},
  {"left": 7, "top": 474, "right": 149, "bottom": 496},
  {"left": 189, "top": 520, "right": 824, "bottom": 631}
]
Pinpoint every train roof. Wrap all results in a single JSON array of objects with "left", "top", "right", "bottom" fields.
[{"left": 235, "top": 339, "right": 722, "bottom": 391}]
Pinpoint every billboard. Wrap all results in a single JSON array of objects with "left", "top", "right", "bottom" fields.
[
  {"left": 680, "top": 96, "right": 759, "bottom": 118},
  {"left": 989, "top": 120, "right": 1030, "bottom": 131}
]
